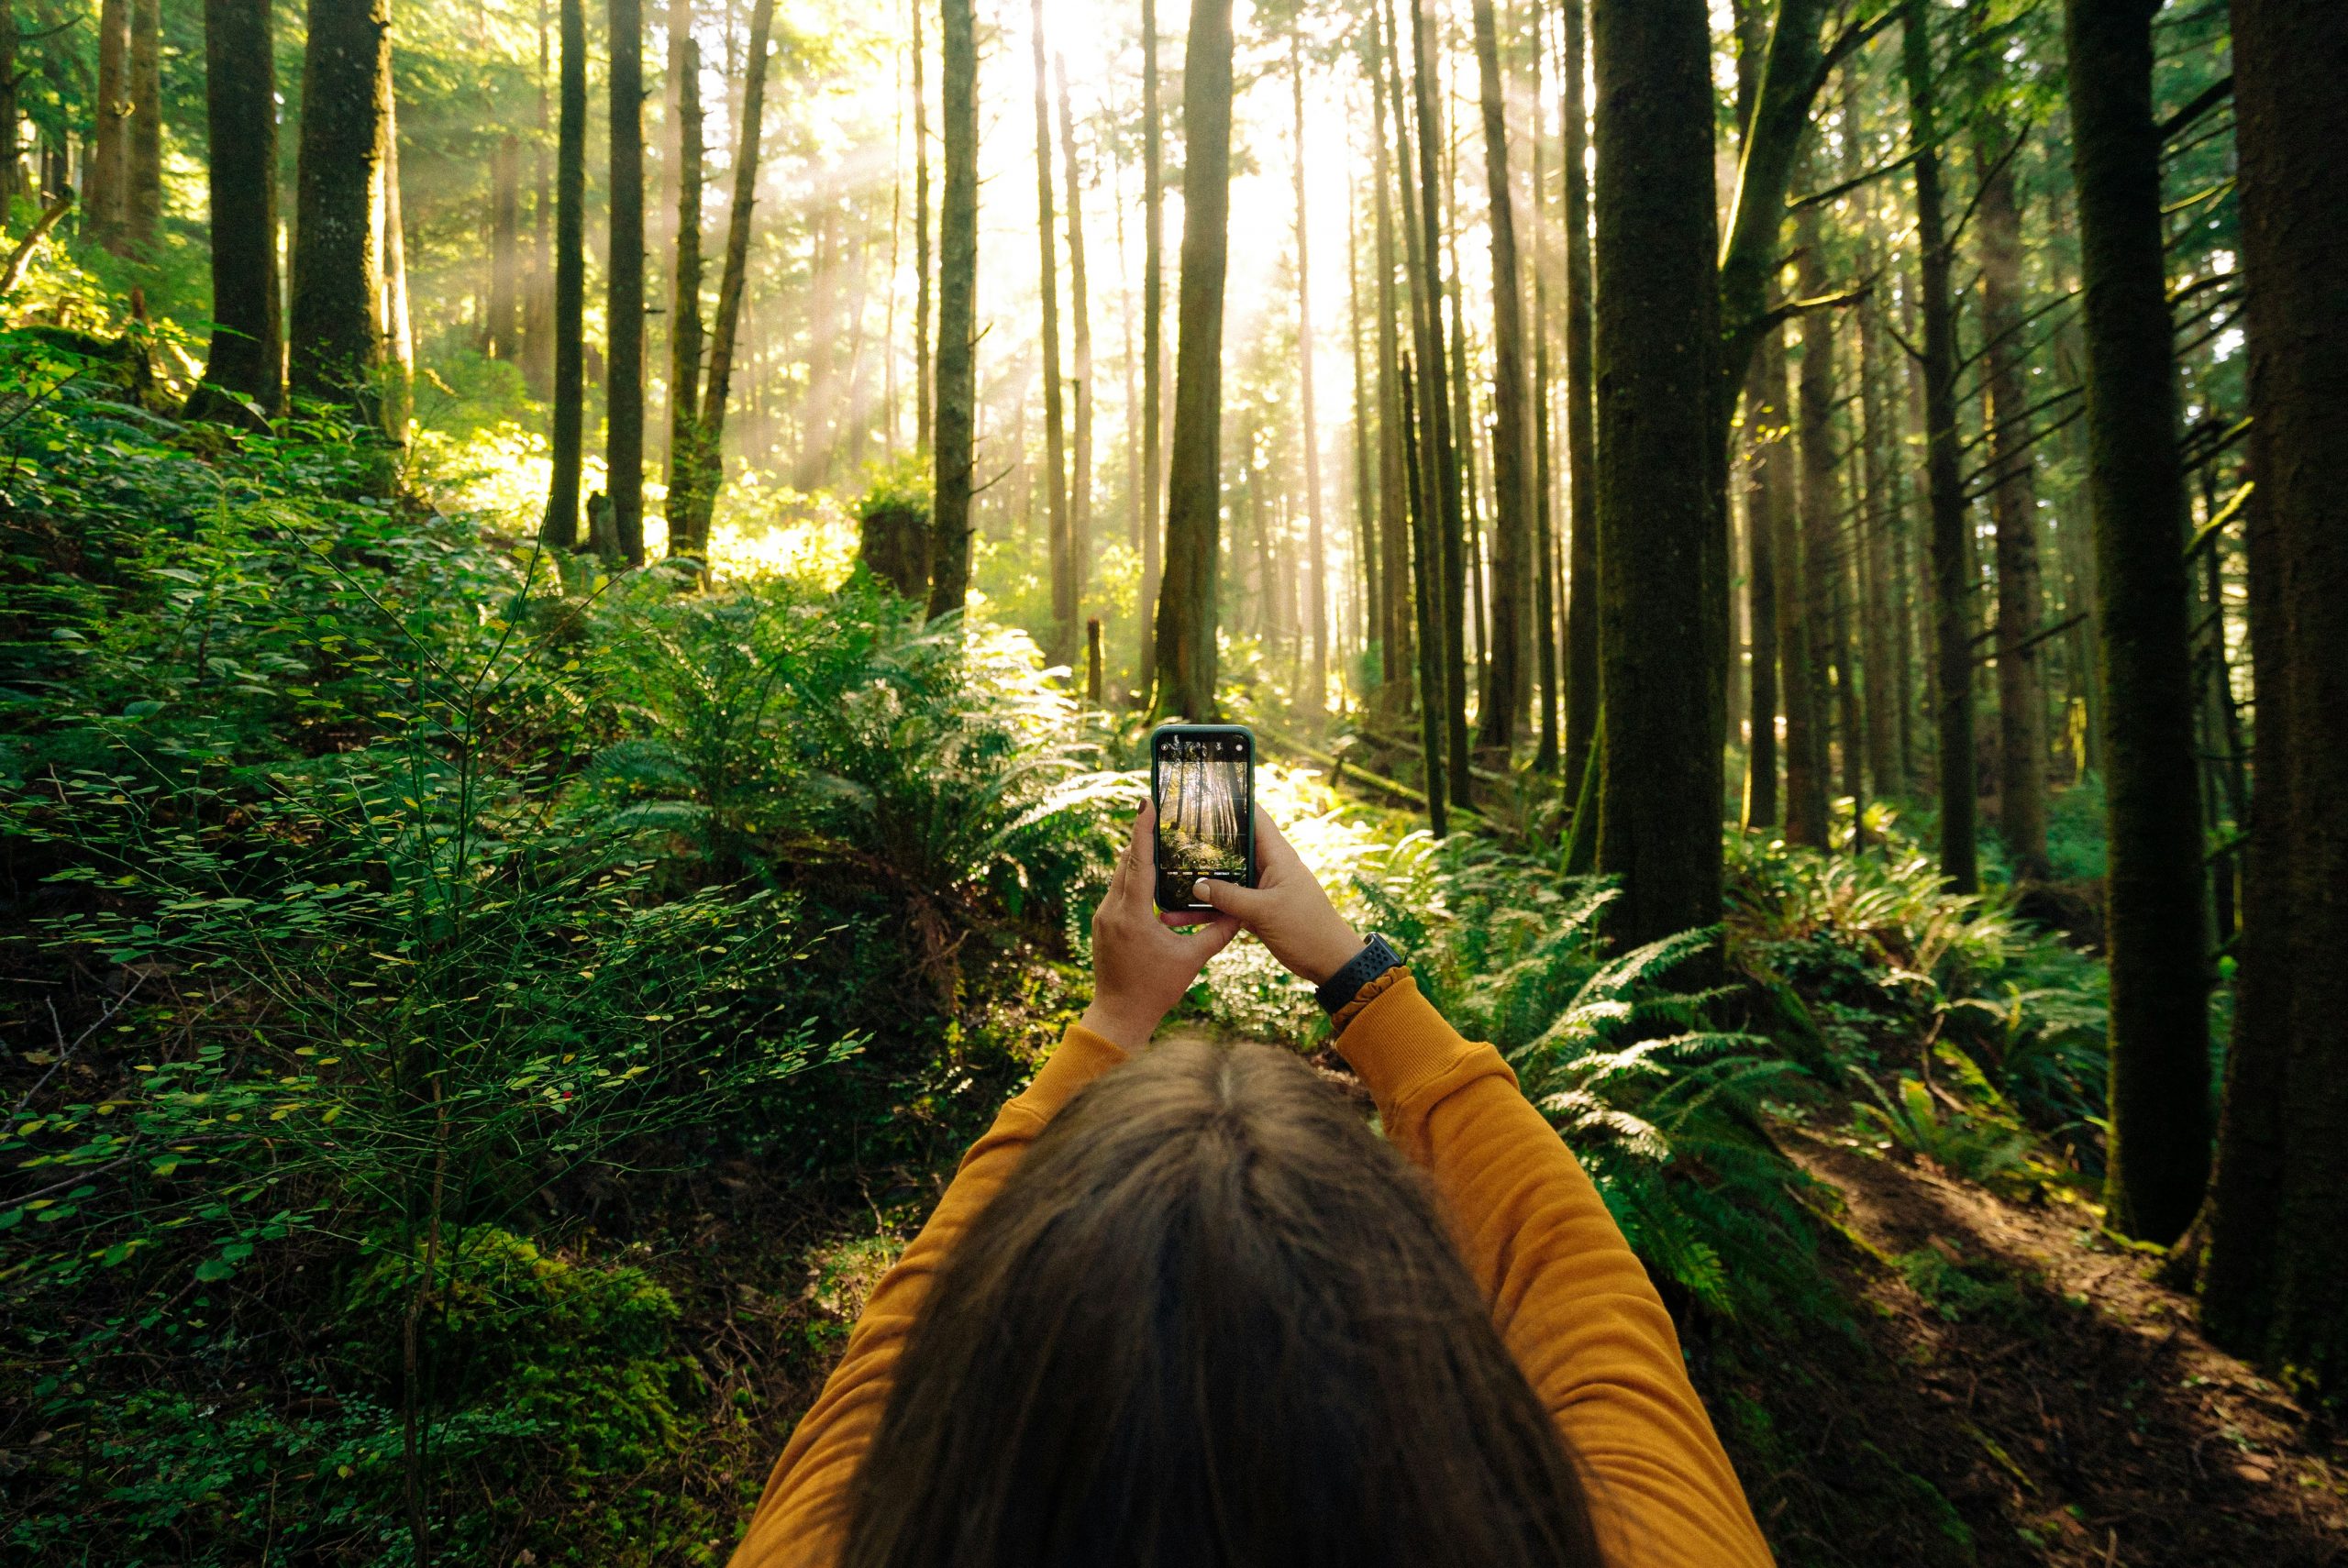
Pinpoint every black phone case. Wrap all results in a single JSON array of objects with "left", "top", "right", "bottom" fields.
[{"left": 1148, "top": 723, "right": 1257, "bottom": 913}]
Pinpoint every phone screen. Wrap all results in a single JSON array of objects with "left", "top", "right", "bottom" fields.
[{"left": 1152, "top": 725, "right": 1254, "bottom": 911}]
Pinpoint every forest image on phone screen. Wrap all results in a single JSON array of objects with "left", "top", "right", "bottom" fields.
[{"left": 1158, "top": 737, "right": 1247, "bottom": 875}]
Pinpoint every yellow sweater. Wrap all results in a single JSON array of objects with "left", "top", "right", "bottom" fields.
[{"left": 729, "top": 974, "right": 1776, "bottom": 1568}]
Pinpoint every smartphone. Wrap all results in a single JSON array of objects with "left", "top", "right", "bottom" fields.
[{"left": 1150, "top": 723, "right": 1257, "bottom": 914}]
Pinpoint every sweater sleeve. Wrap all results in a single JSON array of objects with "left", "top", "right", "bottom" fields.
[
  {"left": 1336, "top": 974, "right": 1775, "bottom": 1568},
  {"left": 725, "top": 1022, "right": 1129, "bottom": 1568}
]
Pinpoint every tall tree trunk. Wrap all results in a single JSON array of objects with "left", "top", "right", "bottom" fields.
[
  {"left": 1976, "top": 130, "right": 2049, "bottom": 877},
  {"left": 1401, "top": 344, "right": 1446, "bottom": 837},
  {"left": 1289, "top": 34, "right": 1326, "bottom": 720},
  {"left": 1771, "top": 331, "right": 1822, "bottom": 845},
  {"left": 488, "top": 135, "right": 522, "bottom": 359},
  {"left": 1347, "top": 165, "right": 1378, "bottom": 711},
  {"left": 0, "top": 3, "right": 18, "bottom": 218},
  {"left": 2200, "top": 0, "right": 2342, "bottom": 1383},
  {"left": 665, "top": 0, "right": 704, "bottom": 556},
  {"left": 1057, "top": 53, "right": 1094, "bottom": 641},
  {"left": 925, "top": 0, "right": 977, "bottom": 615},
  {"left": 1134, "top": 0, "right": 1163, "bottom": 687},
  {"left": 1407, "top": 0, "right": 1469, "bottom": 809},
  {"left": 913, "top": 0, "right": 931, "bottom": 451},
  {"left": 1026, "top": 0, "right": 1072, "bottom": 663},
  {"left": 1368, "top": 24, "right": 1412, "bottom": 717},
  {"left": 1792, "top": 207, "right": 1838, "bottom": 845},
  {"left": 2062, "top": 0, "right": 2209, "bottom": 1245},
  {"left": 608, "top": 0, "right": 646, "bottom": 566},
  {"left": 1149, "top": 0, "right": 1234, "bottom": 720},
  {"left": 194, "top": 0, "right": 282, "bottom": 418},
  {"left": 1591, "top": 0, "right": 1724, "bottom": 950},
  {"left": 1857, "top": 269, "right": 1902, "bottom": 798},
  {"left": 89, "top": 0, "right": 127, "bottom": 248},
  {"left": 126, "top": 0, "right": 159, "bottom": 251},
  {"left": 1715, "top": 0, "right": 1833, "bottom": 411},
  {"left": 681, "top": 0, "right": 776, "bottom": 547},
  {"left": 1740, "top": 349, "right": 1782, "bottom": 830},
  {"left": 376, "top": 71, "right": 413, "bottom": 438},
  {"left": 1468, "top": 0, "right": 1530, "bottom": 753},
  {"left": 1559, "top": 0, "right": 1599, "bottom": 802},
  {"left": 289, "top": 0, "right": 387, "bottom": 409},
  {"left": 1901, "top": 1, "right": 1978, "bottom": 894},
  {"left": 524, "top": 0, "right": 553, "bottom": 398},
  {"left": 544, "top": 0, "right": 585, "bottom": 547},
  {"left": 1531, "top": 6, "right": 1559, "bottom": 773},
  {"left": 2252, "top": 0, "right": 2348, "bottom": 1392}
]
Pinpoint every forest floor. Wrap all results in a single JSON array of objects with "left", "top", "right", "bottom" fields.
[
  {"left": 702, "top": 1013, "right": 2348, "bottom": 1568},
  {"left": 1712, "top": 1114, "right": 2348, "bottom": 1567}
]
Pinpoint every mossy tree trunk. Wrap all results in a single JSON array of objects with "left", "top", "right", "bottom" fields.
[
  {"left": 925, "top": 0, "right": 977, "bottom": 616},
  {"left": 195, "top": 0, "right": 282, "bottom": 417},
  {"left": 606, "top": 0, "right": 646, "bottom": 565},
  {"left": 664, "top": 0, "right": 704, "bottom": 558},
  {"left": 127, "top": 0, "right": 160, "bottom": 252},
  {"left": 1288, "top": 34, "right": 1327, "bottom": 721},
  {"left": 289, "top": 0, "right": 388, "bottom": 411},
  {"left": 1026, "top": 0, "right": 1072, "bottom": 664},
  {"left": 2201, "top": 0, "right": 2348, "bottom": 1394},
  {"left": 2061, "top": 0, "right": 2209, "bottom": 1244},
  {"left": 544, "top": 0, "right": 585, "bottom": 547},
  {"left": 1558, "top": 0, "right": 1599, "bottom": 803},
  {"left": 89, "top": 0, "right": 128, "bottom": 249},
  {"left": 1468, "top": 0, "right": 1530, "bottom": 754},
  {"left": 1148, "top": 0, "right": 1233, "bottom": 720},
  {"left": 1901, "top": 0, "right": 1978, "bottom": 895},
  {"left": 1590, "top": 0, "right": 1725, "bottom": 951}
]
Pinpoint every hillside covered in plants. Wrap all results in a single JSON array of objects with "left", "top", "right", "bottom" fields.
[{"left": 4, "top": 0, "right": 2346, "bottom": 1561}]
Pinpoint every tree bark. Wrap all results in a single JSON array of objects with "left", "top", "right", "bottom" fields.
[
  {"left": 1401, "top": 345, "right": 1446, "bottom": 838},
  {"left": 1347, "top": 163, "right": 1379, "bottom": 710},
  {"left": 680, "top": 0, "right": 776, "bottom": 547},
  {"left": 1406, "top": 0, "right": 1469, "bottom": 810},
  {"left": 665, "top": 0, "right": 704, "bottom": 556},
  {"left": 1135, "top": 0, "right": 1163, "bottom": 688},
  {"left": 925, "top": 0, "right": 977, "bottom": 615},
  {"left": 1468, "top": 0, "right": 1531, "bottom": 753},
  {"left": 524, "top": 0, "right": 553, "bottom": 399},
  {"left": 1591, "top": 0, "right": 1724, "bottom": 950},
  {"left": 1559, "top": 0, "right": 1599, "bottom": 804},
  {"left": 1857, "top": 270, "right": 1902, "bottom": 798},
  {"left": 544, "top": 0, "right": 585, "bottom": 546},
  {"left": 1531, "top": 6, "right": 1559, "bottom": 773},
  {"left": 2202, "top": 0, "right": 2347, "bottom": 1388},
  {"left": 289, "top": 0, "right": 387, "bottom": 410},
  {"left": 375, "top": 68, "right": 413, "bottom": 438},
  {"left": 913, "top": 0, "right": 931, "bottom": 452},
  {"left": 1770, "top": 329, "right": 1822, "bottom": 845},
  {"left": 608, "top": 0, "right": 646, "bottom": 566},
  {"left": 194, "top": 0, "right": 282, "bottom": 418},
  {"left": 1290, "top": 34, "right": 1326, "bottom": 721},
  {"left": 488, "top": 134, "right": 522, "bottom": 360},
  {"left": 1026, "top": 0, "right": 1072, "bottom": 663},
  {"left": 1976, "top": 121, "right": 2048, "bottom": 878},
  {"left": 1740, "top": 348, "right": 1781, "bottom": 830},
  {"left": 89, "top": 0, "right": 127, "bottom": 248},
  {"left": 1793, "top": 204, "right": 1838, "bottom": 844},
  {"left": 126, "top": 0, "right": 159, "bottom": 251},
  {"left": 1368, "top": 23, "right": 1412, "bottom": 716},
  {"left": 1057, "top": 52, "right": 1094, "bottom": 646},
  {"left": 2062, "top": 0, "right": 2209, "bottom": 1244},
  {"left": 1716, "top": 0, "right": 1832, "bottom": 408},
  {"left": 1902, "top": 1, "right": 1978, "bottom": 894},
  {"left": 1149, "top": 0, "right": 1234, "bottom": 720}
]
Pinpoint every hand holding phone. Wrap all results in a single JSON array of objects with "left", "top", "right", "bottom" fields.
[{"left": 1149, "top": 724, "right": 1256, "bottom": 913}]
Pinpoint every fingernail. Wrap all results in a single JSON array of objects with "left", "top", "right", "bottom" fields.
[{"left": 1192, "top": 879, "right": 1210, "bottom": 902}]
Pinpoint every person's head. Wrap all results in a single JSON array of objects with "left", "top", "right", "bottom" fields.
[{"left": 843, "top": 1036, "right": 1603, "bottom": 1568}]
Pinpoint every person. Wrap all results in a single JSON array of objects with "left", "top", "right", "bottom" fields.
[{"left": 729, "top": 806, "right": 1774, "bottom": 1568}]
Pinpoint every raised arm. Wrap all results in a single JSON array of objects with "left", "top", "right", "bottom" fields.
[
  {"left": 1337, "top": 975, "right": 1774, "bottom": 1568},
  {"left": 1192, "top": 812, "right": 1773, "bottom": 1568}
]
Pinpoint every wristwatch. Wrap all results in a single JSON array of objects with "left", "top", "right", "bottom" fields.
[{"left": 1314, "top": 933, "right": 1405, "bottom": 1015}]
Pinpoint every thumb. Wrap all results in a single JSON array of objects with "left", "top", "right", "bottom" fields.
[{"left": 1193, "top": 877, "right": 1273, "bottom": 922}]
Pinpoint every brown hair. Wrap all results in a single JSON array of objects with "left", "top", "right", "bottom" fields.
[{"left": 842, "top": 1037, "right": 1604, "bottom": 1568}]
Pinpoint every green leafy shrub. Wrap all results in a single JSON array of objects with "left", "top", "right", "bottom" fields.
[{"left": 1851, "top": 1075, "right": 2034, "bottom": 1193}]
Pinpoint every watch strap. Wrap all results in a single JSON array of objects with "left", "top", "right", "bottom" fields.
[{"left": 1314, "top": 933, "right": 1404, "bottom": 1015}]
